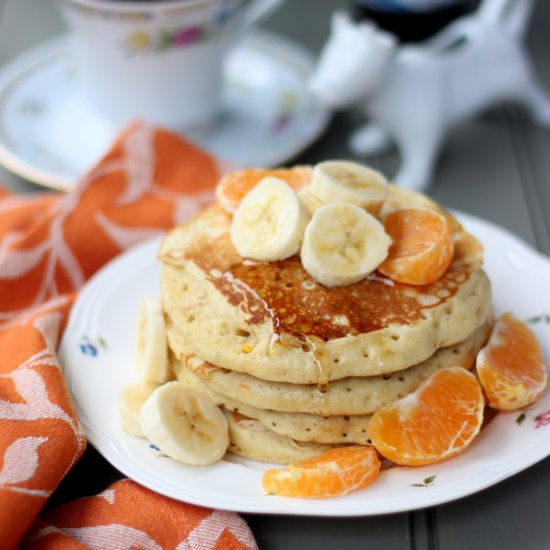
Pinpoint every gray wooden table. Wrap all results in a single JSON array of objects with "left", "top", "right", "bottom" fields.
[{"left": 1, "top": 1, "right": 550, "bottom": 548}]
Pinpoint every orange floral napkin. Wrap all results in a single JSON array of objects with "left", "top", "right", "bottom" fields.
[{"left": 0, "top": 123, "right": 257, "bottom": 550}]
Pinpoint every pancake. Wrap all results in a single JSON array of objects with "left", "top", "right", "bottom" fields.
[
  {"left": 175, "top": 361, "right": 373, "bottom": 444},
  {"left": 225, "top": 411, "right": 340, "bottom": 464},
  {"left": 160, "top": 189, "right": 492, "bottom": 384},
  {"left": 175, "top": 320, "right": 492, "bottom": 416}
]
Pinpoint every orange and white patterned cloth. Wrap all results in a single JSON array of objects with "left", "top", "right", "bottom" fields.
[{"left": 0, "top": 123, "right": 257, "bottom": 549}]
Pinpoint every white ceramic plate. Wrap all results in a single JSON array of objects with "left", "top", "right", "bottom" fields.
[
  {"left": 59, "top": 212, "right": 550, "bottom": 516},
  {"left": 0, "top": 31, "right": 329, "bottom": 191}
]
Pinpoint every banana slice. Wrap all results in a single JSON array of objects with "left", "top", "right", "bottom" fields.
[
  {"left": 297, "top": 185, "right": 324, "bottom": 216},
  {"left": 310, "top": 160, "right": 388, "bottom": 214},
  {"left": 140, "top": 382, "right": 229, "bottom": 466},
  {"left": 135, "top": 296, "right": 170, "bottom": 384},
  {"left": 230, "top": 177, "right": 309, "bottom": 261},
  {"left": 119, "top": 382, "right": 158, "bottom": 437},
  {"left": 301, "top": 203, "right": 391, "bottom": 287}
]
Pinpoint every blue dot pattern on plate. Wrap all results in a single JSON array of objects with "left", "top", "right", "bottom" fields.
[{"left": 78, "top": 335, "right": 108, "bottom": 357}]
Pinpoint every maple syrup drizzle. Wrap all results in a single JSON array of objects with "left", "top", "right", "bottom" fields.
[{"left": 267, "top": 332, "right": 331, "bottom": 394}]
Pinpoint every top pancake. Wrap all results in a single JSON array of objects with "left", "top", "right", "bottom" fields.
[{"left": 159, "top": 185, "right": 492, "bottom": 384}]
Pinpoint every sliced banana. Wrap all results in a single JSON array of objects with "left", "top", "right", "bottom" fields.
[
  {"left": 119, "top": 382, "right": 159, "bottom": 437},
  {"left": 301, "top": 203, "right": 391, "bottom": 287},
  {"left": 140, "top": 382, "right": 229, "bottom": 466},
  {"left": 297, "top": 185, "right": 324, "bottom": 216},
  {"left": 310, "top": 160, "right": 388, "bottom": 214},
  {"left": 135, "top": 296, "right": 170, "bottom": 384},
  {"left": 230, "top": 177, "right": 309, "bottom": 261}
]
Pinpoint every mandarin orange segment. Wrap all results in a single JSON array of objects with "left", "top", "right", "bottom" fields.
[
  {"left": 476, "top": 313, "right": 547, "bottom": 411},
  {"left": 216, "top": 166, "right": 313, "bottom": 213},
  {"left": 378, "top": 208, "right": 454, "bottom": 285},
  {"left": 368, "top": 367, "right": 484, "bottom": 466},
  {"left": 262, "top": 446, "right": 380, "bottom": 498}
]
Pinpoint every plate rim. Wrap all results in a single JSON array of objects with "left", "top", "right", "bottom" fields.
[
  {"left": 58, "top": 211, "right": 550, "bottom": 516},
  {"left": 0, "top": 30, "right": 330, "bottom": 191}
]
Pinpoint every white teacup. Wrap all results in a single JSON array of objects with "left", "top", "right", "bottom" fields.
[{"left": 58, "top": 0, "right": 285, "bottom": 130}]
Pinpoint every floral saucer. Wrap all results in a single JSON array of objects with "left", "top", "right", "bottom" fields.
[{"left": 0, "top": 31, "right": 330, "bottom": 191}]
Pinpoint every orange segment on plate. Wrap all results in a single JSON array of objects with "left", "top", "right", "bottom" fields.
[
  {"left": 262, "top": 446, "right": 380, "bottom": 499},
  {"left": 378, "top": 208, "right": 454, "bottom": 285},
  {"left": 368, "top": 367, "right": 484, "bottom": 466},
  {"left": 216, "top": 166, "right": 313, "bottom": 213},
  {"left": 476, "top": 313, "right": 547, "bottom": 411}
]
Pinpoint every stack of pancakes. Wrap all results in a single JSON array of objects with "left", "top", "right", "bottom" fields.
[{"left": 159, "top": 185, "right": 493, "bottom": 464}]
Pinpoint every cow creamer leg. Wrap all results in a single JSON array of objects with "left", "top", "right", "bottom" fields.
[
  {"left": 393, "top": 129, "right": 444, "bottom": 191},
  {"left": 348, "top": 122, "right": 392, "bottom": 156},
  {"left": 518, "top": 76, "right": 550, "bottom": 127}
]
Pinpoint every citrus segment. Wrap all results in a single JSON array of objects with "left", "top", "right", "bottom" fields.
[
  {"left": 378, "top": 208, "right": 454, "bottom": 285},
  {"left": 262, "top": 446, "right": 380, "bottom": 498},
  {"left": 476, "top": 313, "right": 547, "bottom": 411},
  {"left": 368, "top": 367, "right": 484, "bottom": 466},
  {"left": 216, "top": 166, "right": 313, "bottom": 213}
]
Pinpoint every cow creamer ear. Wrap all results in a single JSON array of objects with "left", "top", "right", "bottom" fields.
[
  {"left": 331, "top": 10, "right": 351, "bottom": 32},
  {"left": 360, "top": 22, "right": 398, "bottom": 54},
  {"left": 359, "top": 20, "right": 376, "bottom": 36}
]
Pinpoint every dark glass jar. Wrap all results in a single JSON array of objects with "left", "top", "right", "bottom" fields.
[{"left": 350, "top": 0, "right": 480, "bottom": 43}]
